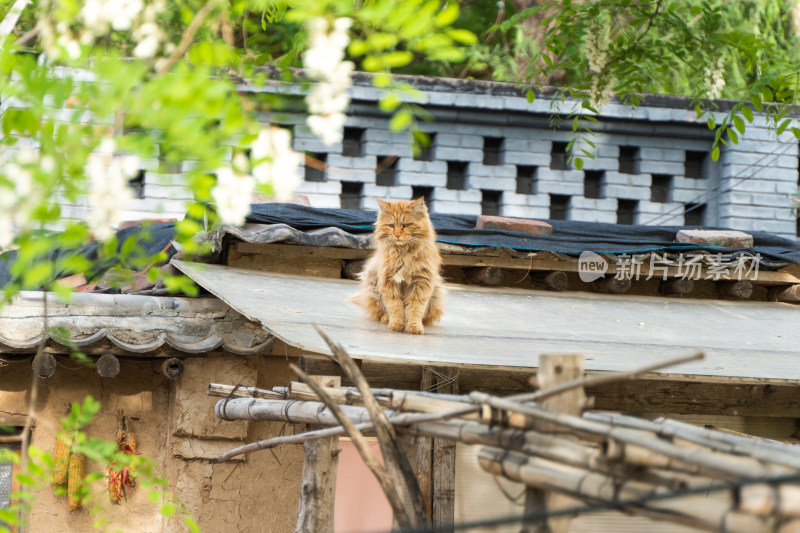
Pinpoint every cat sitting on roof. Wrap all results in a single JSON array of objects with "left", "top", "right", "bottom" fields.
[{"left": 352, "top": 198, "right": 445, "bottom": 335}]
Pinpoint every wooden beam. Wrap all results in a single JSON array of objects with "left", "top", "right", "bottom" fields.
[
  {"left": 718, "top": 280, "right": 754, "bottom": 300},
  {"left": 414, "top": 368, "right": 435, "bottom": 519},
  {"left": 465, "top": 267, "right": 504, "bottom": 286},
  {"left": 432, "top": 367, "right": 458, "bottom": 529},
  {"left": 523, "top": 355, "right": 585, "bottom": 533},
  {"left": 298, "top": 356, "right": 800, "bottom": 417},
  {"left": 532, "top": 271, "right": 568, "bottom": 291},
  {"left": 231, "top": 243, "right": 800, "bottom": 285},
  {"left": 294, "top": 434, "right": 339, "bottom": 533},
  {"left": 769, "top": 285, "right": 800, "bottom": 303}
]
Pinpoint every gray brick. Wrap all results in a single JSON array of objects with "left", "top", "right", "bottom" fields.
[
  {"left": 537, "top": 180, "right": 583, "bottom": 196},
  {"left": 604, "top": 184, "right": 650, "bottom": 201},
  {"left": 504, "top": 151, "right": 551, "bottom": 166},
  {"left": 570, "top": 209, "right": 618, "bottom": 224},
  {"left": 364, "top": 141, "right": 413, "bottom": 158},
  {"left": 432, "top": 188, "right": 481, "bottom": 202},
  {"left": 469, "top": 163, "right": 516, "bottom": 178},
  {"left": 435, "top": 146, "right": 483, "bottom": 162},
  {"left": 501, "top": 205, "right": 550, "bottom": 218},
  {"left": 327, "top": 154, "right": 377, "bottom": 170},
  {"left": 430, "top": 200, "right": 481, "bottom": 215},
  {"left": 396, "top": 171, "right": 447, "bottom": 187},
  {"left": 537, "top": 168, "right": 584, "bottom": 183},
  {"left": 459, "top": 135, "right": 485, "bottom": 149},
  {"left": 143, "top": 184, "right": 194, "bottom": 200},
  {"left": 304, "top": 193, "right": 342, "bottom": 209},
  {"left": 672, "top": 176, "right": 708, "bottom": 191},
  {"left": 435, "top": 133, "right": 461, "bottom": 147},
  {"left": 467, "top": 176, "right": 516, "bottom": 191},
  {"left": 580, "top": 157, "right": 618, "bottom": 171},
  {"left": 296, "top": 181, "right": 342, "bottom": 194},
  {"left": 571, "top": 197, "right": 618, "bottom": 210},
  {"left": 362, "top": 183, "right": 413, "bottom": 198},
  {"left": 325, "top": 167, "right": 374, "bottom": 183},
  {"left": 638, "top": 160, "right": 685, "bottom": 175}
]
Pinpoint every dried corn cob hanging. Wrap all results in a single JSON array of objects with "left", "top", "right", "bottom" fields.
[
  {"left": 51, "top": 433, "right": 70, "bottom": 488},
  {"left": 67, "top": 452, "right": 85, "bottom": 511},
  {"left": 108, "top": 463, "right": 123, "bottom": 503}
]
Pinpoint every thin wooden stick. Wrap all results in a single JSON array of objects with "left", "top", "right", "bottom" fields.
[
  {"left": 470, "top": 391, "right": 785, "bottom": 480},
  {"left": 157, "top": 0, "right": 218, "bottom": 74},
  {"left": 208, "top": 383, "right": 285, "bottom": 400},
  {"left": 290, "top": 364, "right": 415, "bottom": 529},
  {"left": 314, "top": 325, "right": 431, "bottom": 526},
  {"left": 217, "top": 422, "right": 372, "bottom": 462}
]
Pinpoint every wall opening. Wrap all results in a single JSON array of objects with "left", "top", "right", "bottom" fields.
[
  {"left": 685, "top": 151, "right": 707, "bottom": 179},
  {"left": 617, "top": 199, "right": 638, "bottom": 225},
  {"left": 618, "top": 146, "right": 639, "bottom": 174},
  {"left": 305, "top": 152, "right": 327, "bottom": 182},
  {"left": 412, "top": 186, "right": 433, "bottom": 207},
  {"left": 375, "top": 156, "right": 398, "bottom": 186},
  {"left": 550, "top": 142, "right": 569, "bottom": 170},
  {"left": 128, "top": 170, "right": 145, "bottom": 199},
  {"left": 340, "top": 181, "right": 363, "bottom": 210},
  {"left": 481, "top": 190, "right": 502, "bottom": 216},
  {"left": 483, "top": 137, "right": 504, "bottom": 166},
  {"left": 684, "top": 202, "right": 707, "bottom": 226},
  {"left": 650, "top": 174, "right": 673, "bottom": 203},
  {"left": 414, "top": 133, "right": 436, "bottom": 162},
  {"left": 549, "top": 194, "right": 570, "bottom": 220},
  {"left": 342, "top": 127, "right": 365, "bottom": 157},
  {"left": 446, "top": 161, "right": 468, "bottom": 190},
  {"left": 584, "top": 170, "right": 605, "bottom": 199},
  {"left": 516, "top": 165, "right": 538, "bottom": 194}
]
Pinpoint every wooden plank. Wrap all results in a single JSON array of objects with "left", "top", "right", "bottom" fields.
[
  {"left": 293, "top": 435, "right": 340, "bottom": 533},
  {"left": 300, "top": 356, "right": 800, "bottom": 418},
  {"left": 230, "top": 244, "right": 800, "bottom": 284},
  {"left": 523, "top": 355, "right": 585, "bottom": 533},
  {"left": 414, "top": 368, "right": 435, "bottom": 518},
  {"left": 432, "top": 367, "right": 458, "bottom": 529}
]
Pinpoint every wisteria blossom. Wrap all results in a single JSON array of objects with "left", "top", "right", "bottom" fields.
[
  {"left": 703, "top": 57, "right": 726, "bottom": 100},
  {"left": 584, "top": 26, "right": 615, "bottom": 111},
  {"left": 39, "top": 0, "right": 165, "bottom": 61},
  {"left": 250, "top": 127, "right": 303, "bottom": 201},
  {"left": 211, "top": 167, "right": 256, "bottom": 226},
  {"left": 303, "top": 17, "right": 354, "bottom": 145},
  {"left": 0, "top": 149, "right": 49, "bottom": 250},
  {"left": 85, "top": 138, "right": 138, "bottom": 240}
]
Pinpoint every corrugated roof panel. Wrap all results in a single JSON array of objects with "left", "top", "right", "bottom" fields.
[{"left": 172, "top": 260, "right": 800, "bottom": 383}]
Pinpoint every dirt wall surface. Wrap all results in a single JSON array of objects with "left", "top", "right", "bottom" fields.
[{"left": 0, "top": 350, "right": 304, "bottom": 533}]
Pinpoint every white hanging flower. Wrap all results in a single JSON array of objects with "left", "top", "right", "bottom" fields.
[
  {"left": 303, "top": 17, "right": 354, "bottom": 146},
  {"left": 584, "top": 26, "right": 608, "bottom": 75},
  {"left": 703, "top": 57, "right": 726, "bottom": 100},
  {"left": 85, "top": 138, "right": 138, "bottom": 240},
  {"left": 211, "top": 167, "right": 255, "bottom": 226},
  {"left": 250, "top": 127, "right": 303, "bottom": 202}
]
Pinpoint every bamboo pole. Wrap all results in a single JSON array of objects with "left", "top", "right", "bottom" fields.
[
  {"left": 477, "top": 447, "right": 774, "bottom": 533},
  {"left": 314, "top": 325, "right": 431, "bottom": 527},
  {"left": 469, "top": 391, "right": 786, "bottom": 480},
  {"left": 287, "top": 381, "right": 391, "bottom": 406},
  {"left": 290, "top": 364, "right": 416, "bottom": 530},
  {"left": 586, "top": 412, "right": 800, "bottom": 470},
  {"left": 208, "top": 383, "right": 285, "bottom": 399}
]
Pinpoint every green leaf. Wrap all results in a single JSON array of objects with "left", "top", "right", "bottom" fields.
[
  {"left": 741, "top": 106, "right": 753, "bottom": 123},
  {"left": 526, "top": 89, "right": 535, "bottom": 103},
  {"left": 388, "top": 110, "right": 412, "bottom": 132},
  {"left": 444, "top": 28, "right": 477, "bottom": 45},
  {"left": 161, "top": 503, "right": 176, "bottom": 518},
  {"left": 183, "top": 516, "right": 201, "bottom": 533},
  {"left": 573, "top": 157, "right": 584, "bottom": 170},
  {"left": 732, "top": 115, "right": 745, "bottom": 134},
  {"left": 427, "top": 47, "right": 465, "bottom": 62},
  {"left": 373, "top": 73, "right": 393, "bottom": 89},
  {"left": 790, "top": 127, "right": 800, "bottom": 140},
  {"left": 711, "top": 145, "right": 720, "bottom": 162},
  {"left": 777, "top": 119, "right": 791, "bottom": 136},
  {"left": 348, "top": 40, "right": 368, "bottom": 57},
  {"left": 727, "top": 128, "right": 738, "bottom": 144},
  {"left": 435, "top": 3, "right": 459, "bottom": 26},
  {"left": 378, "top": 93, "right": 402, "bottom": 112},
  {"left": 706, "top": 118, "right": 715, "bottom": 130},
  {"left": 16, "top": 474, "right": 36, "bottom": 486},
  {"left": 751, "top": 94, "right": 762, "bottom": 112},
  {"left": 381, "top": 51, "right": 414, "bottom": 68}
]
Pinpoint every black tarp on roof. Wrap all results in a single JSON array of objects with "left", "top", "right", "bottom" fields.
[{"left": 246, "top": 204, "right": 800, "bottom": 265}]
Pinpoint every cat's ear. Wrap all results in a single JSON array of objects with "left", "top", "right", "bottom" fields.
[
  {"left": 409, "top": 197, "right": 427, "bottom": 215},
  {"left": 376, "top": 199, "right": 390, "bottom": 212}
]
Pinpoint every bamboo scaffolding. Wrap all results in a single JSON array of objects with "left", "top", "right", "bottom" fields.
[
  {"left": 587, "top": 412, "right": 800, "bottom": 469},
  {"left": 470, "top": 391, "right": 790, "bottom": 480},
  {"left": 208, "top": 383, "right": 285, "bottom": 399},
  {"left": 476, "top": 447, "right": 777, "bottom": 533}
]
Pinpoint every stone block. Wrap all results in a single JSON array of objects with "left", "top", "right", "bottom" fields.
[
  {"left": 476, "top": 215, "right": 553, "bottom": 235},
  {"left": 676, "top": 229, "right": 754, "bottom": 249}
]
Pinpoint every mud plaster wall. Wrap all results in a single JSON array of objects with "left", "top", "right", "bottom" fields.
[{"left": 0, "top": 351, "right": 304, "bottom": 533}]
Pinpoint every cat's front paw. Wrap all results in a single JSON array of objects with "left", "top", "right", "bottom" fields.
[
  {"left": 380, "top": 314, "right": 389, "bottom": 324},
  {"left": 405, "top": 322, "right": 424, "bottom": 335},
  {"left": 388, "top": 320, "right": 405, "bottom": 332}
]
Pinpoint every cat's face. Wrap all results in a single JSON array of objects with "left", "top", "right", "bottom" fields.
[{"left": 374, "top": 198, "right": 432, "bottom": 247}]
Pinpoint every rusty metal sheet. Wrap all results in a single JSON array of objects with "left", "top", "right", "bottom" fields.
[{"left": 173, "top": 260, "right": 800, "bottom": 383}]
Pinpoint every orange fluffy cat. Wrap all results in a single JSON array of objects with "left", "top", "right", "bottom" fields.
[{"left": 353, "top": 198, "right": 445, "bottom": 335}]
